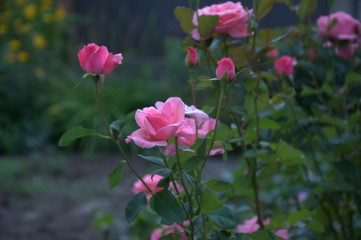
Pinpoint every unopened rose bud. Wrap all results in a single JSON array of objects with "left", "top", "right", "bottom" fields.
[
  {"left": 216, "top": 57, "right": 235, "bottom": 81},
  {"left": 185, "top": 47, "right": 199, "bottom": 68}
]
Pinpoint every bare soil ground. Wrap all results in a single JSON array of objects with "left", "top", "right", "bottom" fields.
[{"left": 0, "top": 153, "right": 236, "bottom": 240}]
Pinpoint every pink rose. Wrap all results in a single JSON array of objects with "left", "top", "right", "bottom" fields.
[
  {"left": 191, "top": 1, "right": 251, "bottom": 40},
  {"left": 185, "top": 105, "right": 209, "bottom": 128},
  {"left": 165, "top": 118, "right": 224, "bottom": 157},
  {"left": 235, "top": 216, "right": 261, "bottom": 233},
  {"left": 125, "top": 97, "right": 195, "bottom": 148},
  {"left": 274, "top": 229, "right": 290, "bottom": 240},
  {"left": 132, "top": 174, "right": 164, "bottom": 201},
  {"left": 235, "top": 216, "right": 289, "bottom": 239},
  {"left": 185, "top": 47, "right": 199, "bottom": 68},
  {"left": 77, "top": 43, "right": 123, "bottom": 75},
  {"left": 267, "top": 48, "right": 279, "bottom": 58},
  {"left": 216, "top": 57, "right": 236, "bottom": 81},
  {"left": 150, "top": 222, "right": 189, "bottom": 240},
  {"left": 317, "top": 11, "right": 361, "bottom": 58},
  {"left": 274, "top": 55, "right": 297, "bottom": 78},
  {"left": 317, "top": 11, "right": 361, "bottom": 41}
]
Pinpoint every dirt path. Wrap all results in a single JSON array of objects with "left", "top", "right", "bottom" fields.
[{"left": 0, "top": 153, "right": 237, "bottom": 240}]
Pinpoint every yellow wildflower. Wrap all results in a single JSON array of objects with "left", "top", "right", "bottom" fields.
[
  {"left": 32, "top": 34, "right": 48, "bottom": 49},
  {"left": 40, "top": 0, "right": 52, "bottom": 9},
  {"left": 24, "top": 4, "right": 37, "bottom": 20},
  {"left": 9, "top": 39, "right": 21, "bottom": 50},
  {"left": 42, "top": 13, "right": 53, "bottom": 23},
  {"left": 15, "top": 0, "right": 26, "bottom": 5},
  {"left": 0, "top": 24, "right": 7, "bottom": 35},
  {"left": 55, "top": 7, "right": 66, "bottom": 22},
  {"left": 18, "top": 51, "right": 30, "bottom": 62}
]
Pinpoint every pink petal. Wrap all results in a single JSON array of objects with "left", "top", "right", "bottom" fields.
[{"left": 125, "top": 129, "right": 167, "bottom": 148}]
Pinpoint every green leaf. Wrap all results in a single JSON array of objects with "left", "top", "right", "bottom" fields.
[
  {"left": 58, "top": 126, "right": 107, "bottom": 147},
  {"left": 174, "top": 7, "right": 195, "bottom": 33},
  {"left": 108, "top": 164, "right": 124, "bottom": 189},
  {"left": 154, "top": 190, "right": 185, "bottom": 225},
  {"left": 138, "top": 154, "right": 165, "bottom": 166},
  {"left": 288, "top": 209, "right": 312, "bottom": 225},
  {"left": 206, "top": 207, "right": 236, "bottom": 229},
  {"left": 307, "top": 221, "right": 325, "bottom": 233},
  {"left": 275, "top": 0, "right": 292, "bottom": 6},
  {"left": 346, "top": 72, "right": 361, "bottom": 85},
  {"left": 152, "top": 168, "right": 172, "bottom": 177},
  {"left": 300, "top": 85, "right": 319, "bottom": 96},
  {"left": 198, "top": 15, "right": 219, "bottom": 38},
  {"left": 110, "top": 120, "right": 124, "bottom": 133},
  {"left": 298, "top": 0, "right": 317, "bottom": 21},
  {"left": 255, "top": 0, "right": 275, "bottom": 20},
  {"left": 276, "top": 140, "right": 306, "bottom": 166},
  {"left": 260, "top": 71, "right": 277, "bottom": 81},
  {"left": 125, "top": 192, "right": 147, "bottom": 223},
  {"left": 202, "top": 187, "right": 222, "bottom": 212}
]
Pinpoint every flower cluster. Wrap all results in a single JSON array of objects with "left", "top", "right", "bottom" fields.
[{"left": 317, "top": 11, "right": 361, "bottom": 58}]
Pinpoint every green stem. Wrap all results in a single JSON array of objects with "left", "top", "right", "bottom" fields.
[
  {"left": 93, "top": 78, "right": 153, "bottom": 195},
  {"left": 190, "top": 69, "right": 197, "bottom": 106},
  {"left": 159, "top": 150, "right": 194, "bottom": 239},
  {"left": 175, "top": 138, "right": 195, "bottom": 239},
  {"left": 200, "top": 81, "right": 224, "bottom": 172}
]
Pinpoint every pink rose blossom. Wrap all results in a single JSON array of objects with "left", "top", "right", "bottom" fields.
[
  {"left": 274, "top": 229, "right": 290, "bottom": 240},
  {"left": 235, "top": 216, "right": 261, "bottom": 233},
  {"left": 185, "top": 47, "right": 199, "bottom": 68},
  {"left": 125, "top": 97, "right": 195, "bottom": 148},
  {"left": 191, "top": 1, "right": 251, "bottom": 40},
  {"left": 268, "top": 48, "right": 279, "bottom": 58},
  {"left": 235, "top": 216, "right": 289, "bottom": 239},
  {"left": 165, "top": 118, "right": 224, "bottom": 157},
  {"left": 150, "top": 221, "right": 189, "bottom": 240},
  {"left": 216, "top": 57, "right": 236, "bottom": 81},
  {"left": 132, "top": 174, "right": 164, "bottom": 201},
  {"left": 77, "top": 43, "right": 123, "bottom": 75},
  {"left": 317, "top": 11, "right": 361, "bottom": 58},
  {"left": 185, "top": 105, "right": 209, "bottom": 128},
  {"left": 274, "top": 55, "right": 297, "bottom": 78}
]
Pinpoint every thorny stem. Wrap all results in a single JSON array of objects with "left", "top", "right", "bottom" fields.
[{"left": 93, "top": 78, "right": 153, "bottom": 195}]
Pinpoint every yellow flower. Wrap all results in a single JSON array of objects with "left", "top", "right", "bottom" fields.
[
  {"left": 34, "top": 67, "right": 46, "bottom": 78},
  {"left": 15, "top": 0, "right": 26, "bottom": 5},
  {"left": 24, "top": 4, "right": 37, "bottom": 20},
  {"left": 55, "top": 7, "right": 66, "bottom": 22},
  {"left": 32, "top": 34, "right": 48, "bottom": 49},
  {"left": 9, "top": 39, "right": 21, "bottom": 50},
  {"left": 18, "top": 51, "right": 30, "bottom": 62},
  {"left": 40, "top": 0, "right": 52, "bottom": 9},
  {"left": 42, "top": 13, "right": 53, "bottom": 23},
  {"left": 0, "top": 24, "right": 7, "bottom": 35}
]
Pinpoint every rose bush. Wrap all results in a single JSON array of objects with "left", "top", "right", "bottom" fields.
[{"left": 60, "top": 1, "right": 361, "bottom": 239}]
